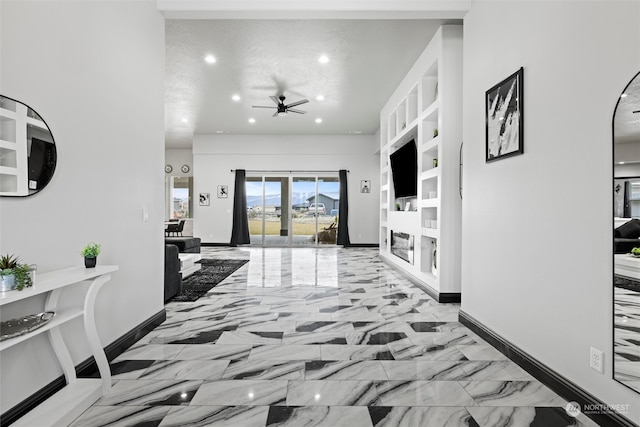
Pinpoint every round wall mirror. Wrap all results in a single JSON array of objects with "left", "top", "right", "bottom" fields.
[
  {"left": 0, "top": 95, "right": 57, "bottom": 197},
  {"left": 612, "top": 71, "right": 640, "bottom": 394}
]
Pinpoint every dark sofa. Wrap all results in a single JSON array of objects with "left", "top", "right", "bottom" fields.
[
  {"left": 165, "top": 237, "right": 201, "bottom": 253},
  {"left": 164, "top": 244, "right": 182, "bottom": 302},
  {"left": 614, "top": 218, "right": 640, "bottom": 254}
]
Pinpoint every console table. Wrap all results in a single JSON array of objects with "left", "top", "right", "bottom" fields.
[{"left": 1, "top": 265, "right": 118, "bottom": 427}]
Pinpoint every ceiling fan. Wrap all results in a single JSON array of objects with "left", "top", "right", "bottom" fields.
[{"left": 252, "top": 95, "right": 309, "bottom": 117}]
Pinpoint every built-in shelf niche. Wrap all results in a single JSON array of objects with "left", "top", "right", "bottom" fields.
[{"left": 421, "top": 61, "right": 438, "bottom": 112}]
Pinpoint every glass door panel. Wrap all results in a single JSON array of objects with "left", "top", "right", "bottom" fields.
[
  {"left": 264, "top": 177, "right": 287, "bottom": 246},
  {"left": 317, "top": 177, "right": 340, "bottom": 245},
  {"left": 246, "top": 177, "right": 264, "bottom": 245},
  {"left": 292, "top": 177, "right": 317, "bottom": 246}
]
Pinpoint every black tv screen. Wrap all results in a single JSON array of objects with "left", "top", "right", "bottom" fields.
[
  {"left": 390, "top": 139, "right": 417, "bottom": 198},
  {"left": 28, "top": 137, "right": 56, "bottom": 190}
]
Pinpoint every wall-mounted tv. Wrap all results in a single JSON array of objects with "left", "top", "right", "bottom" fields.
[{"left": 390, "top": 139, "right": 417, "bottom": 198}]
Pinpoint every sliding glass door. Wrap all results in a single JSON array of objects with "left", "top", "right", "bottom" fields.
[{"left": 247, "top": 174, "right": 340, "bottom": 246}]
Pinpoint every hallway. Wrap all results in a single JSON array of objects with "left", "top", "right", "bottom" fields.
[{"left": 70, "top": 247, "right": 597, "bottom": 426}]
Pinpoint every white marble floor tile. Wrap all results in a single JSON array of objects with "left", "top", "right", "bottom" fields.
[
  {"left": 248, "top": 344, "right": 322, "bottom": 360},
  {"left": 375, "top": 380, "right": 475, "bottom": 406},
  {"left": 222, "top": 360, "right": 305, "bottom": 380},
  {"left": 113, "top": 344, "right": 186, "bottom": 362},
  {"left": 139, "top": 359, "right": 229, "bottom": 380},
  {"left": 304, "top": 360, "right": 389, "bottom": 380},
  {"left": 190, "top": 380, "right": 288, "bottom": 406},
  {"left": 69, "top": 405, "right": 172, "bottom": 427},
  {"left": 286, "top": 380, "right": 380, "bottom": 406},
  {"left": 174, "top": 344, "right": 252, "bottom": 361},
  {"left": 380, "top": 360, "right": 469, "bottom": 381},
  {"left": 367, "top": 406, "right": 475, "bottom": 427},
  {"left": 159, "top": 406, "right": 269, "bottom": 427},
  {"left": 266, "top": 406, "right": 373, "bottom": 427},
  {"left": 460, "top": 380, "right": 567, "bottom": 407}
]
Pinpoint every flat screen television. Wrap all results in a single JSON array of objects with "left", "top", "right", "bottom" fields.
[
  {"left": 390, "top": 139, "right": 417, "bottom": 198},
  {"left": 28, "top": 137, "right": 56, "bottom": 190}
]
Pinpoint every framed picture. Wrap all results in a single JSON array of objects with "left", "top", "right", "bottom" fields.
[
  {"left": 360, "top": 180, "right": 371, "bottom": 193},
  {"left": 199, "top": 193, "right": 210, "bottom": 206},
  {"left": 486, "top": 67, "right": 524, "bottom": 162},
  {"left": 217, "top": 185, "right": 228, "bottom": 198}
]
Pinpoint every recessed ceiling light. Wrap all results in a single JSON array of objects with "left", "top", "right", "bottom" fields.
[
  {"left": 248, "top": 118, "right": 256, "bottom": 123},
  {"left": 232, "top": 94, "right": 241, "bottom": 101},
  {"left": 315, "top": 118, "right": 323, "bottom": 124},
  {"left": 316, "top": 95, "right": 325, "bottom": 101},
  {"left": 318, "top": 55, "right": 329, "bottom": 64},
  {"left": 204, "top": 54, "right": 216, "bottom": 64}
]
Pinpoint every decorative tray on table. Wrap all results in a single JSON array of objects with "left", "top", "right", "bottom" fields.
[{"left": 0, "top": 312, "right": 55, "bottom": 341}]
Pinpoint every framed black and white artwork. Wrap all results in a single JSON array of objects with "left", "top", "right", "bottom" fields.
[
  {"left": 486, "top": 67, "right": 524, "bottom": 162},
  {"left": 217, "top": 185, "right": 228, "bottom": 198},
  {"left": 199, "top": 193, "right": 210, "bottom": 206},
  {"left": 360, "top": 180, "right": 371, "bottom": 193}
]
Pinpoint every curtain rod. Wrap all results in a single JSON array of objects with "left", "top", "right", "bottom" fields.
[{"left": 230, "top": 169, "right": 349, "bottom": 173}]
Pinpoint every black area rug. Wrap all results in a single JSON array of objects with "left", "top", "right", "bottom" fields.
[
  {"left": 614, "top": 275, "right": 640, "bottom": 293},
  {"left": 171, "top": 258, "right": 249, "bottom": 302}
]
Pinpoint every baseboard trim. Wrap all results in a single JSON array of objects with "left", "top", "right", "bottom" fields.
[
  {"left": 459, "top": 310, "right": 638, "bottom": 427},
  {"left": 380, "top": 256, "right": 461, "bottom": 303},
  {"left": 2, "top": 309, "right": 166, "bottom": 426},
  {"left": 346, "top": 243, "right": 379, "bottom": 248},
  {"left": 201, "top": 242, "right": 231, "bottom": 247}
]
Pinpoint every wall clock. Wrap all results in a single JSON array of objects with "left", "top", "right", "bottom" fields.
[
  {"left": 181, "top": 165, "right": 190, "bottom": 173},
  {"left": 165, "top": 164, "right": 172, "bottom": 173}
]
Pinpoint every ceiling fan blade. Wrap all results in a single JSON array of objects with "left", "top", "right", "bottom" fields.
[
  {"left": 633, "top": 110, "right": 640, "bottom": 113},
  {"left": 273, "top": 111, "right": 280, "bottom": 117},
  {"left": 288, "top": 108, "right": 307, "bottom": 114},
  {"left": 285, "top": 99, "right": 309, "bottom": 108},
  {"left": 252, "top": 105, "right": 276, "bottom": 109},
  {"left": 270, "top": 96, "right": 281, "bottom": 105}
]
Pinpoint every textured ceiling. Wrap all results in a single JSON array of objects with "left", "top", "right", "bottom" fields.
[
  {"left": 165, "top": 19, "right": 455, "bottom": 148},
  {"left": 615, "top": 73, "right": 640, "bottom": 146}
]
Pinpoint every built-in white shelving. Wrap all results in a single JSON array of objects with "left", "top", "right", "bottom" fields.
[
  {"left": 0, "top": 99, "right": 52, "bottom": 196},
  {"left": 379, "top": 25, "right": 463, "bottom": 301}
]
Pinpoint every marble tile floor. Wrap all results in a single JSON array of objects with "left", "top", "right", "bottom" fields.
[{"left": 71, "top": 247, "right": 599, "bottom": 427}]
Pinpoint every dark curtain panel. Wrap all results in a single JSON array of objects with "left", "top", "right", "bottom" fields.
[
  {"left": 230, "top": 169, "right": 250, "bottom": 246},
  {"left": 624, "top": 181, "right": 632, "bottom": 218},
  {"left": 337, "top": 169, "right": 351, "bottom": 246}
]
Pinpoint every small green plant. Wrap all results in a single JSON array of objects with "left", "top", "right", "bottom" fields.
[
  {"left": 81, "top": 242, "right": 101, "bottom": 258},
  {"left": 632, "top": 247, "right": 640, "bottom": 256},
  {"left": 0, "top": 254, "right": 19, "bottom": 270},
  {"left": 0, "top": 254, "right": 34, "bottom": 290}
]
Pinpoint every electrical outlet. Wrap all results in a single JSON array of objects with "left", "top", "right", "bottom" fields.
[{"left": 590, "top": 347, "right": 604, "bottom": 373}]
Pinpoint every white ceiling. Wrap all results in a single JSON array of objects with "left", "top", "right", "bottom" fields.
[{"left": 164, "top": 19, "right": 458, "bottom": 148}]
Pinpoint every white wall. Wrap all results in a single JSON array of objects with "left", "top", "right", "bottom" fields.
[
  {"left": 193, "top": 134, "right": 380, "bottom": 244},
  {"left": 462, "top": 0, "right": 639, "bottom": 421},
  {"left": 0, "top": 0, "right": 165, "bottom": 413},
  {"left": 165, "top": 148, "right": 193, "bottom": 178}
]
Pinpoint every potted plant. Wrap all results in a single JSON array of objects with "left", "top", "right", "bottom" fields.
[
  {"left": 0, "top": 254, "right": 34, "bottom": 292},
  {"left": 81, "top": 243, "right": 101, "bottom": 268}
]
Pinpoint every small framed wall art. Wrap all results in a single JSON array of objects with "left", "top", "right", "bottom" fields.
[
  {"left": 199, "top": 193, "right": 210, "bottom": 206},
  {"left": 360, "top": 180, "right": 371, "bottom": 193},
  {"left": 486, "top": 67, "right": 524, "bottom": 162},
  {"left": 217, "top": 185, "right": 228, "bottom": 198}
]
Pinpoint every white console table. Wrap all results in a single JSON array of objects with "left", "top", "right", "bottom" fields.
[{"left": 0, "top": 265, "right": 118, "bottom": 427}]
